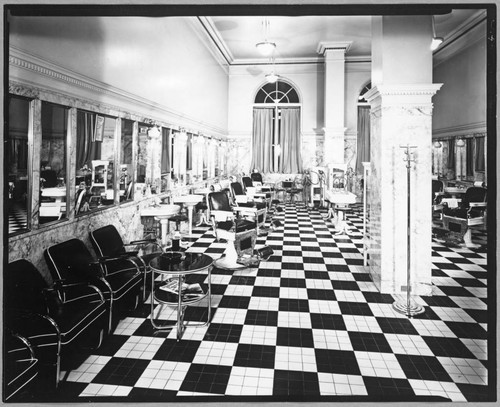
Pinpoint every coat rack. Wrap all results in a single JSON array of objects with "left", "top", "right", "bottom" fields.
[{"left": 393, "top": 145, "right": 425, "bottom": 318}]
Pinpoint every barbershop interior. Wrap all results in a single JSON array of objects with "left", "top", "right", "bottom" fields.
[{"left": 3, "top": 3, "right": 496, "bottom": 403}]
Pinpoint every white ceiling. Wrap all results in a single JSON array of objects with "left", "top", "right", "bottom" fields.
[{"left": 202, "top": 9, "right": 483, "bottom": 64}]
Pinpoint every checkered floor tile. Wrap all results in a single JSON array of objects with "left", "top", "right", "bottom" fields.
[{"left": 51, "top": 202, "right": 492, "bottom": 402}]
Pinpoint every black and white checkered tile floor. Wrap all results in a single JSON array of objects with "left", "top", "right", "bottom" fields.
[{"left": 54, "top": 203, "right": 492, "bottom": 402}]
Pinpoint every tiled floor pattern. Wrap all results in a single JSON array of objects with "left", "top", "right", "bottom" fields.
[
  {"left": 54, "top": 202, "right": 492, "bottom": 402},
  {"left": 7, "top": 200, "right": 28, "bottom": 234}
]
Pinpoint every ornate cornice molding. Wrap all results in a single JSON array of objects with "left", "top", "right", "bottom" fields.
[
  {"left": 365, "top": 84, "right": 443, "bottom": 100},
  {"left": 9, "top": 46, "right": 228, "bottom": 138},
  {"left": 433, "top": 122, "right": 487, "bottom": 138}
]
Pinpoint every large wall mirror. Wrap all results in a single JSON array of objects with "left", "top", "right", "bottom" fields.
[
  {"left": 75, "top": 110, "right": 117, "bottom": 215},
  {"left": 432, "top": 135, "right": 486, "bottom": 184},
  {"left": 39, "top": 101, "right": 69, "bottom": 225},
  {"left": 7, "top": 95, "right": 31, "bottom": 235},
  {"left": 120, "top": 118, "right": 134, "bottom": 202}
]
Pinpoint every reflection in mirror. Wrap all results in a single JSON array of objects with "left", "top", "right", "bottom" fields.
[
  {"left": 120, "top": 118, "right": 134, "bottom": 202},
  {"left": 137, "top": 123, "right": 148, "bottom": 185},
  {"left": 75, "top": 110, "right": 116, "bottom": 215},
  {"left": 40, "top": 101, "right": 69, "bottom": 225},
  {"left": 160, "top": 127, "right": 171, "bottom": 193},
  {"left": 7, "top": 95, "right": 31, "bottom": 235}
]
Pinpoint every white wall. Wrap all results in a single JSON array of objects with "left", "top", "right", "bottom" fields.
[
  {"left": 432, "top": 22, "right": 487, "bottom": 135},
  {"left": 9, "top": 16, "right": 229, "bottom": 134}
]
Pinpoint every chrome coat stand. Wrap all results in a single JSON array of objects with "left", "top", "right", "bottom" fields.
[{"left": 393, "top": 145, "right": 425, "bottom": 318}]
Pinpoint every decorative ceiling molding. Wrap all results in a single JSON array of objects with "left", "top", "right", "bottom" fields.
[
  {"left": 9, "top": 46, "right": 228, "bottom": 137},
  {"left": 433, "top": 10, "right": 487, "bottom": 67},
  {"left": 190, "top": 17, "right": 231, "bottom": 73}
]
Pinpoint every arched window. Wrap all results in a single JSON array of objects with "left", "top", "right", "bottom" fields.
[
  {"left": 251, "top": 80, "right": 302, "bottom": 173},
  {"left": 356, "top": 82, "right": 371, "bottom": 174},
  {"left": 254, "top": 81, "right": 300, "bottom": 104}
]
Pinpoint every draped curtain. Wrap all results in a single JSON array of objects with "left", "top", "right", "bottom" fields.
[
  {"left": 280, "top": 107, "right": 302, "bottom": 173},
  {"left": 355, "top": 106, "right": 370, "bottom": 174},
  {"left": 475, "top": 136, "right": 485, "bottom": 171},
  {"left": 76, "top": 111, "right": 101, "bottom": 169},
  {"left": 447, "top": 139, "right": 455, "bottom": 170},
  {"left": 251, "top": 108, "right": 274, "bottom": 172},
  {"left": 466, "top": 138, "right": 474, "bottom": 176}
]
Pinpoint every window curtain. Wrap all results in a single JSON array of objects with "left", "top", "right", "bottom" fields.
[
  {"left": 475, "top": 136, "right": 485, "bottom": 171},
  {"left": 251, "top": 108, "right": 274, "bottom": 172},
  {"left": 76, "top": 111, "right": 100, "bottom": 169},
  {"left": 161, "top": 128, "right": 170, "bottom": 174},
  {"left": 355, "top": 106, "right": 370, "bottom": 174},
  {"left": 280, "top": 108, "right": 302, "bottom": 173}
]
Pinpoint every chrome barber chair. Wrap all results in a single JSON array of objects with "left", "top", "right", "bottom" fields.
[{"left": 208, "top": 191, "right": 258, "bottom": 269}]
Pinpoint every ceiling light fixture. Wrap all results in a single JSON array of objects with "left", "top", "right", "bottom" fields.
[
  {"left": 266, "top": 71, "right": 279, "bottom": 83},
  {"left": 431, "top": 15, "right": 444, "bottom": 51},
  {"left": 256, "top": 18, "right": 276, "bottom": 56}
]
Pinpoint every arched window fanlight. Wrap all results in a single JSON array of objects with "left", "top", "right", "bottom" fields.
[
  {"left": 254, "top": 81, "right": 299, "bottom": 104},
  {"left": 358, "top": 82, "right": 372, "bottom": 104}
]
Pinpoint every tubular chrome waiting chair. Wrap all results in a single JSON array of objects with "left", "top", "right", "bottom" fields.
[
  {"left": 4, "top": 331, "right": 39, "bottom": 401},
  {"left": 45, "top": 238, "right": 142, "bottom": 333},
  {"left": 5, "top": 259, "right": 107, "bottom": 389},
  {"left": 90, "top": 225, "right": 163, "bottom": 301}
]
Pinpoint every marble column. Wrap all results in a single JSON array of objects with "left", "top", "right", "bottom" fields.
[
  {"left": 318, "top": 42, "right": 351, "bottom": 165},
  {"left": 366, "top": 16, "right": 442, "bottom": 296}
]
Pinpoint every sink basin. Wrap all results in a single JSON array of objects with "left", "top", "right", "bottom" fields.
[
  {"left": 173, "top": 195, "right": 203, "bottom": 205},
  {"left": 141, "top": 204, "right": 181, "bottom": 219}
]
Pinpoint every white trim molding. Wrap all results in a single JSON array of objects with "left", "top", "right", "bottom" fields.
[{"left": 9, "top": 46, "right": 228, "bottom": 138}]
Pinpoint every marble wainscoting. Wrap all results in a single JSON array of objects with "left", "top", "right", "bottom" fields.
[{"left": 8, "top": 196, "right": 163, "bottom": 283}]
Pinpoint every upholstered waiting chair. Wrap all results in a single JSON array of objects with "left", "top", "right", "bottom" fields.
[
  {"left": 90, "top": 225, "right": 162, "bottom": 301},
  {"left": 5, "top": 259, "right": 107, "bottom": 389},
  {"left": 4, "top": 331, "right": 38, "bottom": 401},
  {"left": 45, "top": 238, "right": 142, "bottom": 333},
  {"left": 442, "top": 186, "right": 487, "bottom": 248},
  {"left": 208, "top": 191, "right": 258, "bottom": 269}
]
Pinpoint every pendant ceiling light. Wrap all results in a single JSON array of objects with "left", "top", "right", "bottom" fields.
[
  {"left": 256, "top": 18, "right": 276, "bottom": 56},
  {"left": 431, "top": 15, "right": 444, "bottom": 51}
]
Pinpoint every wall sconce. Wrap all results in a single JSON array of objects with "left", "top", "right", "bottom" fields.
[
  {"left": 433, "top": 140, "right": 442, "bottom": 148},
  {"left": 456, "top": 138, "right": 466, "bottom": 148}
]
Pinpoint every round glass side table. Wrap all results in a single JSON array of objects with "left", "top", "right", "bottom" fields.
[{"left": 149, "top": 251, "right": 213, "bottom": 341}]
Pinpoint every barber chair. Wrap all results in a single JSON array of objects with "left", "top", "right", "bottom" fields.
[
  {"left": 441, "top": 186, "right": 487, "bottom": 248},
  {"left": 5, "top": 259, "right": 107, "bottom": 389},
  {"left": 208, "top": 191, "right": 258, "bottom": 269},
  {"left": 90, "top": 225, "right": 163, "bottom": 301},
  {"left": 4, "top": 331, "right": 38, "bottom": 401},
  {"left": 432, "top": 179, "right": 445, "bottom": 218},
  {"left": 242, "top": 176, "right": 272, "bottom": 208},
  {"left": 45, "top": 238, "right": 142, "bottom": 333},
  {"left": 282, "top": 180, "right": 300, "bottom": 204},
  {"left": 230, "top": 182, "right": 268, "bottom": 235}
]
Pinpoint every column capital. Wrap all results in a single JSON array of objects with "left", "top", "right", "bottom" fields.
[
  {"left": 365, "top": 83, "right": 443, "bottom": 109},
  {"left": 317, "top": 41, "right": 352, "bottom": 56}
]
